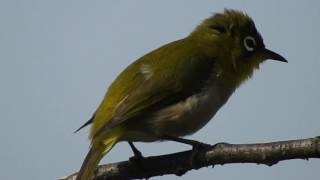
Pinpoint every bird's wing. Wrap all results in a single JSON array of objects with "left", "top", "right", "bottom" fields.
[
  {"left": 74, "top": 114, "right": 94, "bottom": 133},
  {"left": 90, "top": 40, "right": 216, "bottom": 138}
]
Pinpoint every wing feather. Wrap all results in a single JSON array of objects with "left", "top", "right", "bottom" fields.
[{"left": 90, "top": 39, "right": 216, "bottom": 138}]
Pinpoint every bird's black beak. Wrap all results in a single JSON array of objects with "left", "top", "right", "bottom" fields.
[{"left": 261, "top": 48, "right": 288, "bottom": 63}]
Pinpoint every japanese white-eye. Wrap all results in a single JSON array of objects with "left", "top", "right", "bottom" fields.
[{"left": 74, "top": 9, "right": 287, "bottom": 180}]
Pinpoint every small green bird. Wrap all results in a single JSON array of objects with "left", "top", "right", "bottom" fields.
[{"left": 75, "top": 9, "right": 287, "bottom": 180}]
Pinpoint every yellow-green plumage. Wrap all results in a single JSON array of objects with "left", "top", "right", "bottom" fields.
[{"left": 75, "top": 9, "right": 286, "bottom": 180}]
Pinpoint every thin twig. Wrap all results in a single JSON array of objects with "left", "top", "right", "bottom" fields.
[{"left": 61, "top": 136, "right": 320, "bottom": 180}]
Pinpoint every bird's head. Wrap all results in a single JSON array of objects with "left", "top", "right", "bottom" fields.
[{"left": 189, "top": 9, "right": 287, "bottom": 84}]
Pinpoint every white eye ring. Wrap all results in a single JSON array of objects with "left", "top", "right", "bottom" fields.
[{"left": 243, "top": 36, "right": 257, "bottom": 52}]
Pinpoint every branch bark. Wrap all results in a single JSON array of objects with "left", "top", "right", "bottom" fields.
[{"left": 62, "top": 136, "right": 320, "bottom": 180}]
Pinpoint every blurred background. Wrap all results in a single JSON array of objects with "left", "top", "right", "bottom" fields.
[{"left": 0, "top": 0, "right": 319, "bottom": 179}]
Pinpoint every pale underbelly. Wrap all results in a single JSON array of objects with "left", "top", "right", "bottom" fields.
[{"left": 121, "top": 85, "right": 233, "bottom": 142}]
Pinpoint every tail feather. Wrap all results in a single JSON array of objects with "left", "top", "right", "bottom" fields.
[{"left": 75, "top": 136, "right": 118, "bottom": 180}]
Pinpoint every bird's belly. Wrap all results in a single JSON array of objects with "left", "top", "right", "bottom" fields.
[
  {"left": 150, "top": 86, "right": 232, "bottom": 138},
  {"left": 121, "top": 85, "right": 234, "bottom": 142}
]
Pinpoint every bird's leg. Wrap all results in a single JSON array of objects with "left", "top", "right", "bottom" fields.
[
  {"left": 128, "top": 141, "right": 144, "bottom": 161},
  {"left": 160, "top": 135, "right": 211, "bottom": 149},
  {"left": 128, "top": 141, "right": 149, "bottom": 177},
  {"left": 160, "top": 135, "right": 213, "bottom": 167}
]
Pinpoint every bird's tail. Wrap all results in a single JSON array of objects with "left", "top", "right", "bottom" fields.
[{"left": 75, "top": 135, "right": 118, "bottom": 180}]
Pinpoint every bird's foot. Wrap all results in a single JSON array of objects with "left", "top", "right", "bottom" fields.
[
  {"left": 191, "top": 141, "right": 212, "bottom": 150},
  {"left": 211, "top": 142, "right": 229, "bottom": 149},
  {"left": 128, "top": 142, "right": 144, "bottom": 163}
]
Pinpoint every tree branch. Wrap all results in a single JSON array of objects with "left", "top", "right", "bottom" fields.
[{"left": 62, "top": 136, "right": 320, "bottom": 180}]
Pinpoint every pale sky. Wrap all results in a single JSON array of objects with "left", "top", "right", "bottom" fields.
[{"left": 0, "top": 1, "right": 319, "bottom": 179}]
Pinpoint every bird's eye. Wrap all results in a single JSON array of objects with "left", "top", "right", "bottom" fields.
[{"left": 243, "top": 36, "right": 257, "bottom": 52}]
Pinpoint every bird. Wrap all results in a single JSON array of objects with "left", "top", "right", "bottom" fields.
[{"left": 74, "top": 9, "right": 287, "bottom": 180}]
